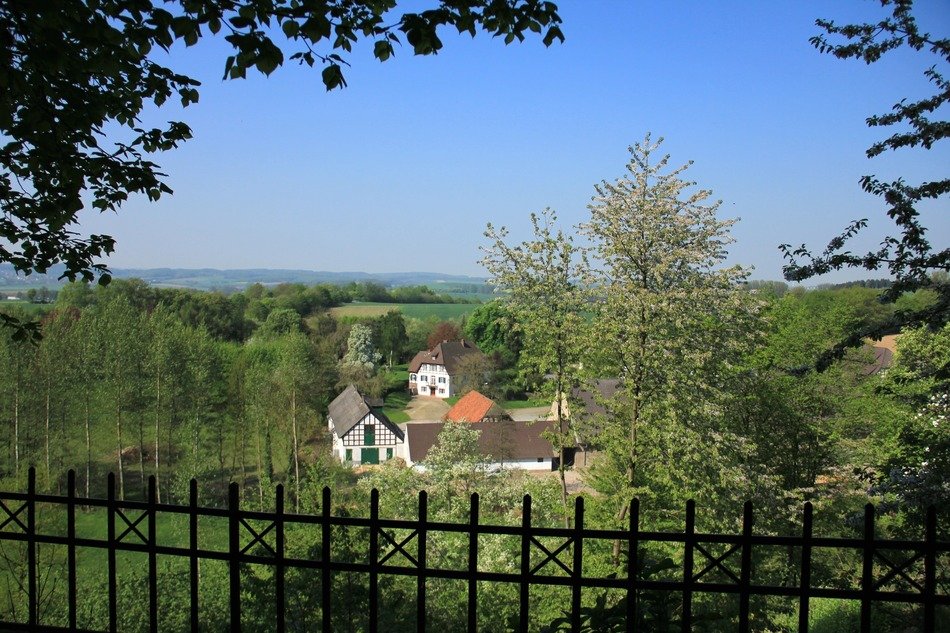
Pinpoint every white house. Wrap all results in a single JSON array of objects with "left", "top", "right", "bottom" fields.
[
  {"left": 328, "top": 385, "right": 404, "bottom": 466},
  {"left": 407, "top": 339, "right": 485, "bottom": 398},
  {"left": 400, "top": 418, "right": 556, "bottom": 472}
]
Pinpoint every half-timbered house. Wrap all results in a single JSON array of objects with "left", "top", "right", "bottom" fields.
[{"left": 328, "top": 385, "right": 404, "bottom": 466}]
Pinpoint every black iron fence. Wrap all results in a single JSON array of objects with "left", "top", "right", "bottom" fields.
[{"left": 0, "top": 467, "right": 946, "bottom": 632}]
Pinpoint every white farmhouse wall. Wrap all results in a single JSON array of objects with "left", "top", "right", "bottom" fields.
[{"left": 329, "top": 411, "right": 403, "bottom": 466}]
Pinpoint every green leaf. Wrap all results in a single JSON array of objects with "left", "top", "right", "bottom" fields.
[
  {"left": 322, "top": 64, "right": 346, "bottom": 90},
  {"left": 373, "top": 40, "right": 393, "bottom": 61},
  {"left": 282, "top": 20, "right": 299, "bottom": 38}
]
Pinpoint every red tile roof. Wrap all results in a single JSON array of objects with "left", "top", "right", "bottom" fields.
[{"left": 443, "top": 390, "right": 506, "bottom": 423}]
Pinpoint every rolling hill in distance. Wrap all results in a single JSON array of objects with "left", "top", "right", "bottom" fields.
[{"left": 0, "top": 264, "right": 489, "bottom": 292}]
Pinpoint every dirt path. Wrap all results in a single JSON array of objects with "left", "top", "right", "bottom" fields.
[{"left": 405, "top": 396, "right": 450, "bottom": 422}]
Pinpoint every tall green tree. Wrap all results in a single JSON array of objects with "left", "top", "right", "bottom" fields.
[
  {"left": 273, "top": 332, "right": 322, "bottom": 512},
  {"left": 482, "top": 208, "right": 587, "bottom": 523},
  {"left": 581, "top": 136, "right": 758, "bottom": 533},
  {"left": 94, "top": 297, "right": 149, "bottom": 500},
  {"left": 373, "top": 310, "right": 407, "bottom": 367}
]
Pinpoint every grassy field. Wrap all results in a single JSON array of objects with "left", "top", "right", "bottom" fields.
[{"left": 330, "top": 302, "right": 479, "bottom": 320}]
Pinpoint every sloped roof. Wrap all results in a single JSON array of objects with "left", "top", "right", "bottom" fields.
[
  {"left": 570, "top": 379, "right": 621, "bottom": 418},
  {"left": 443, "top": 390, "right": 508, "bottom": 423},
  {"left": 328, "top": 385, "right": 403, "bottom": 440},
  {"left": 405, "top": 419, "right": 555, "bottom": 464},
  {"left": 408, "top": 340, "right": 484, "bottom": 374}
]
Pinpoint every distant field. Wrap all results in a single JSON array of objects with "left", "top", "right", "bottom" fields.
[{"left": 331, "top": 302, "right": 479, "bottom": 320}]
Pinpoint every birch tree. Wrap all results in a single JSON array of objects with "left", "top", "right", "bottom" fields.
[{"left": 581, "top": 135, "right": 758, "bottom": 530}]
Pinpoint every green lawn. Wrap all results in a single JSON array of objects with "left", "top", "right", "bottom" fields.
[{"left": 501, "top": 397, "right": 549, "bottom": 409}]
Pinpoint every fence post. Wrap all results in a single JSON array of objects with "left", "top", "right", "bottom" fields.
[
  {"left": 738, "top": 501, "right": 753, "bottom": 633},
  {"left": 467, "top": 493, "right": 479, "bottom": 633},
  {"left": 417, "top": 490, "right": 428, "bottom": 633},
  {"left": 571, "top": 496, "right": 584, "bottom": 633},
  {"left": 860, "top": 503, "right": 874, "bottom": 633},
  {"left": 27, "top": 467, "right": 37, "bottom": 629},
  {"left": 798, "top": 503, "right": 813, "bottom": 633},
  {"left": 276, "top": 484, "right": 285, "bottom": 633},
  {"left": 626, "top": 498, "right": 640, "bottom": 633},
  {"left": 682, "top": 500, "right": 695, "bottom": 633},
  {"left": 924, "top": 505, "right": 936, "bottom": 632},
  {"left": 189, "top": 479, "right": 199, "bottom": 632},
  {"left": 369, "top": 488, "right": 379, "bottom": 633},
  {"left": 107, "top": 471, "right": 117, "bottom": 633},
  {"left": 520, "top": 494, "right": 532, "bottom": 633},
  {"left": 228, "top": 482, "right": 242, "bottom": 632},
  {"left": 67, "top": 470, "right": 77, "bottom": 631},
  {"left": 148, "top": 476, "right": 158, "bottom": 633},
  {"left": 322, "top": 486, "right": 332, "bottom": 633}
]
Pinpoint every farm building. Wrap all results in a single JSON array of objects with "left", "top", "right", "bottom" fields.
[
  {"left": 401, "top": 418, "right": 556, "bottom": 472},
  {"left": 443, "top": 390, "right": 511, "bottom": 423},
  {"left": 407, "top": 339, "right": 486, "bottom": 398},
  {"left": 328, "top": 385, "right": 404, "bottom": 466}
]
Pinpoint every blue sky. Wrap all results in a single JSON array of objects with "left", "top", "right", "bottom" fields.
[{"left": 80, "top": 1, "right": 949, "bottom": 283}]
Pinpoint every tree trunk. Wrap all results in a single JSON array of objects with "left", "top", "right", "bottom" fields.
[
  {"left": 45, "top": 383, "right": 51, "bottom": 489},
  {"left": 116, "top": 405, "right": 125, "bottom": 501},
  {"left": 13, "top": 356, "right": 20, "bottom": 479},
  {"left": 137, "top": 415, "right": 146, "bottom": 498},
  {"left": 154, "top": 373, "right": 161, "bottom": 503},
  {"left": 291, "top": 387, "right": 300, "bottom": 513},
  {"left": 84, "top": 394, "right": 91, "bottom": 500}
]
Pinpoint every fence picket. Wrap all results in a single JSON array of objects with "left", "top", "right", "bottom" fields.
[
  {"left": 322, "top": 486, "right": 332, "bottom": 633},
  {"left": 228, "top": 482, "right": 242, "bottom": 632},
  {"left": 520, "top": 494, "right": 532, "bottom": 633},
  {"left": 860, "top": 503, "right": 874, "bottom": 633},
  {"left": 417, "top": 490, "right": 428, "bottom": 633},
  {"left": 189, "top": 479, "right": 199, "bottom": 632},
  {"left": 738, "top": 501, "right": 753, "bottom": 632},
  {"left": 467, "top": 493, "right": 479, "bottom": 633},
  {"left": 27, "top": 467, "right": 37, "bottom": 628},
  {"left": 370, "top": 488, "right": 379, "bottom": 633},
  {"left": 682, "top": 500, "right": 695, "bottom": 633},
  {"left": 627, "top": 498, "right": 639, "bottom": 633},
  {"left": 276, "top": 484, "right": 286, "bottom": 633},
  {"left": 107, "top": 472, "right": 117, "bottom": 633},
  {"left": 67, "top": 470, "right": 77, "bottom": 631},
  {"left": 148, "top": 476, "right": 158, "bottom": 633},
  {"left": 798, "top": 502, "right": 813, "bottom": 633},
  {"left": 571, "top": 496, "right": 584, "bottom": 633}
]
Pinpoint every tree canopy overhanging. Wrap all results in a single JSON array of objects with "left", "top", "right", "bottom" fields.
[
  {"left": 780, "top": 0, "right": 949, "bottom": 335},
  {"left": 0, "top": 0, "right": 564, "bottom": 285}
]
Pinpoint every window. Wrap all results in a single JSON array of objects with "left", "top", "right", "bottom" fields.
[
  {"left": 364, "top": 422, "right": 375, "bottom": 446},
  {"left": 420, "top": 375, "right": 428, "bottom": 382},
  {"left": 438, "top": 376, "right": 446, "bottom": 384},
  {"left": 537, "top": 457, "right": 544, "bottom": 463},
  {"left": 345, "top": 449, "right": 352, "bottom": 462},
  {"left": 438, "top": 388, "right": 445, "bottom": 395},
  {"left": 410, "top": 373, "right": 417, "bottom": 381},
  {"left": 386, "top": 448, "right": 393, "bottom": 460}
]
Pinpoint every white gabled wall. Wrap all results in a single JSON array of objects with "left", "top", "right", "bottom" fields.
[{"left": 329, "top": 411, "right": 403, "bottom": 466}]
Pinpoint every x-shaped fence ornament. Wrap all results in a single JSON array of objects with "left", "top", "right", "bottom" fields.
[
  {"left": 239, "top": 518, "right": 276, "bottom": 556},
  {"left": 378, "top": 528, "right": 419, "bottom": 567},
  {"left": 115, "top": 509, "right": 149, "bottom": 545},
  {"left": 0, "top": 500, "right": 27, "bottom": 533},
  {"left": 873, "top": 550, "right": 925, "bottom": 593},
  {"left": 693, "top": 543, "right": 741, "bottom": 584},
  {"left": 529, "top": 536, "right": 574, "bottom": 576}
]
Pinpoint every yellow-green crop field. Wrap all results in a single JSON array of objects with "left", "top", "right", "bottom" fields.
[{"left": 330, "top": 302, "right": 479, "bottom": 320}]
